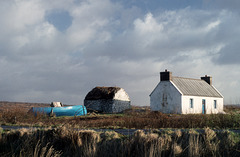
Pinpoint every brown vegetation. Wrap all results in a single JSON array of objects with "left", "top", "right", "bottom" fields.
[
  {"left": 224, "top": 105, "right": 240, "bottom": 114},
  {"left": 0, "top": 101, "right": 49, "bottom": 113},
  {"left": 0, "top": 127, "right": 239, "bottom": 157},
  {"left": 0, "top": 105, "right": 240, "bottom": 129}
]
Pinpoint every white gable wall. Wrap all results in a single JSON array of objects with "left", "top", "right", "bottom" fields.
[
  {"left": 150, "top": 81, "right": 182, "bottom": 114},
  {"left": 114, "top": 88, "right": 130, "bottom": 101},
  {"left": 182, "top": 95, "right": 224, "bottom": 114}
]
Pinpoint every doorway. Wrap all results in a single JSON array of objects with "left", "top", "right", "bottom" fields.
[{"left": 202, "top": 99, "right": 206, "bottom": 114}]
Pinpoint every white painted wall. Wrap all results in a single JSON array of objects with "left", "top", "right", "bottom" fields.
[
  {"left": 114, "top": 88, "right": 130, "bottom": 101},
  {"left": 150, "top": 81, "right": 224, "bottom": 114},
  {"left": 181, "top": 96, "right": 224, "bottom": 114},
  {"left": 150, "top": 81, "right": 182, "bottom": 114}
]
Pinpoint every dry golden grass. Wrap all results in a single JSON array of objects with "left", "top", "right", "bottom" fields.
[{"left": 0, "top": 127, "right": 240, "bottom": 157}]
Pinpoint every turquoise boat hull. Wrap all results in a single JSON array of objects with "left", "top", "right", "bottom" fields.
[{"left": 31, "top": 105, "right": 87, "bottom": 117}]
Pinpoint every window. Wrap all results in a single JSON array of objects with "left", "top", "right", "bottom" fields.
[
  {"left": 190, "top": 98, "right": 193, "bottom": 108},
  {"left": 214, "top": 100, "right": 217, "bottom": 109}
]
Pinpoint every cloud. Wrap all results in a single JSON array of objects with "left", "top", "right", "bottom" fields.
[
  {"left": 210, "top": 10, "right": 240, "bottom": 65},
  {"left": 134, "top": 13, "right": 164, "bottom": 34},
  {"left": 84, "top": 8, "right": 224, "bottom": 62},
  {"left": 1, "top": 0, "right": 240, "bottom": 106},
  {"left": 214, "top": 42, "right": 240, "bottom": 64},
  {"left": 0, "top": 0, "right": 44, "bottom": 32}
]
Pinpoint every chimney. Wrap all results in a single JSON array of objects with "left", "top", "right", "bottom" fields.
[
  {"left": 201, "top": 75, "right": 212, "bottom": 85},
  {"left": 160, "top": 69, "right": 172, "bottom": 81}
]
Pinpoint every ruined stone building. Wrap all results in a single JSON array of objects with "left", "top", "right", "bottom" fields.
[{"left": 84, "top": 86, "right": 131, "bottom": 113}]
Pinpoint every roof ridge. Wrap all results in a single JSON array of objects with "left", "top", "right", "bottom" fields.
[
  {"left": 95, "top": 86, "right": 121, "bottom": 89},
  {"left": 172, "top": 76, "right": 203, "bottom": 81}
]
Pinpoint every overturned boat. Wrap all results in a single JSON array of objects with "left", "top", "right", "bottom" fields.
[{"left": 31, "top": 105, "right": 87, "bottom": 117}]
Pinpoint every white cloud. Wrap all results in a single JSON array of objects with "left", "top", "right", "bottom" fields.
[
  {"left": 205, "top": 20, "right": 220, "bottom": 32},
  {"left": 134, "top": 13, "right": 164, "bottom": 34},
  {"left": 0, "top": 0, "right": 44, "bottom": 32}
]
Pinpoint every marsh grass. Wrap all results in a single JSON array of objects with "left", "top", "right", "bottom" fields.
[{"left": 0, "top": 127, "right": 239, "bottom": 157}]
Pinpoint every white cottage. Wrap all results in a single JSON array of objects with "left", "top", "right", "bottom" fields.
[{"left": 150, "top": 70, "right": 224, "bottom": 114}]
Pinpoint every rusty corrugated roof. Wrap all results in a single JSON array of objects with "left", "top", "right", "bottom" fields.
[{"left": 171, "top": 77, "right": 223, "bottom": 98}]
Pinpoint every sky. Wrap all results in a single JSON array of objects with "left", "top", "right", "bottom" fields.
[{"left": 0, "top": 0, "right": 240, "bottom": 106}]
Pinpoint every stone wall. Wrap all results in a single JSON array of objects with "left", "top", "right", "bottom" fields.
[
  {"left": 84, "top": 99, "right": 131, "bottom": 113},
  {"left": 112, "top": 100, "right": 131, "bottom": 113}
]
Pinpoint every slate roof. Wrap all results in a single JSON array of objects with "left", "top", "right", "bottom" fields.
[
  {"left": 171, "top": 77, "right": 223, "bottom": 98},
  {"left": 85, "top": 86, "right": 121, "bottom": 100}
]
